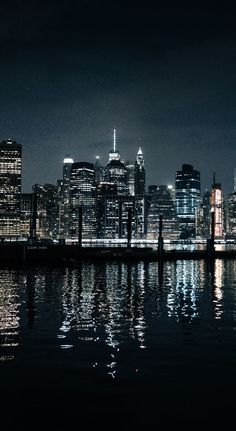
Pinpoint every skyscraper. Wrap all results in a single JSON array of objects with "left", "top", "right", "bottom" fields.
[
  {"left": 175, "top": 164, "right": 200, "bottom": 238},
  {"left": 147, "top": 185, "right": 179, "bottom": 240},
  {"left": 106, "top": 130, "right": 128, "bottom": 195},
  {"left": 196, "top": 190, "right": 211, "bottom": 239},
  {"left": 33, "top": 183, "right": 59, "bottom": 240},
  {"left": 108, "top": 129, "right": 120, "bottom": 163},
  {"left": 70, "top": 162, "right": 96, "bottom": 239},
  {"left": 134, "top": 147, "right": 145, "bottom": 195},
  {"left": 59, "top": 155, "right": 74, "bottom": 239},
  {"left": 210, "top": 175, "right": 223, "bottom": 238},
  {"left": 0, "top": 139, "right": 22, "bottom": 238}
]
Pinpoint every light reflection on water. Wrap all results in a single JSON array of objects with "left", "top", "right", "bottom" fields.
[
  {"left": 2, "top": 260, "right": 236, "bottom": 429},
  {"left": 0, "top": 260, "right": 236, "bottom": 369}
]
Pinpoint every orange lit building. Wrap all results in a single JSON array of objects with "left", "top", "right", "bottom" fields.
[{"left": 210, "top": 181, "right": 223, "bottom": 238}]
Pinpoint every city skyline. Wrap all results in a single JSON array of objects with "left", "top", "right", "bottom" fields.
[
  {"left": 2, "top": 130, "right": 235, "bottom": 195},
  {"left": 0, "top": 2, "right": 236, "bottom": 193},
  {"left": 2, "top": 129, "right": 236, "bottom": 194}
]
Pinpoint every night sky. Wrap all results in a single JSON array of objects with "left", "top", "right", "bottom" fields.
[{"left": 0, "top": 1, "right": 236, "bottom": 193}]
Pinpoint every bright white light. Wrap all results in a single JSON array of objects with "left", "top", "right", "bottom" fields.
[
  {"left": 63, "top": 157, "right": 74, "bottom": 164},
  {"left": 168, "top": 185, "right": 173, "bottom": 189}
]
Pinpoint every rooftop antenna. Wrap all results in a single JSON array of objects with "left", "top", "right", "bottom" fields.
[
  {"left": 113, "top": 128, "right": 116, "bottom": 152},
  {"left": 213, "top": 171, "right": 216, "bottom": 186}
]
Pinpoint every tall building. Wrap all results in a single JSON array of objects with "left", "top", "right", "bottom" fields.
[
  {"left": 108, "top": 129, "right": 120, "bottom": 163},
  {"left": 105, "top": 130, "right": 128, "bottom": 195},
  {"left": 227, "top": 192, "right": 236, "bottom": 238},
  {"left": 196, "top": 190, "right": 211, "bottom": 239},
  {"left": 94, "top": 156, "right": 105, "bottom": 185},
  {"left": 175, "top": 164, "right": 201, "bottom": 239},
  {"left": 147, "top": 185, "right": 179, "bottom": 240},
  {"left": 125, "top": 160, "right": 135, "bottom": 196},
  {"left": 58, "top": 155, "right": 74, "bottom": 239},
  {"left": 33, "top": 183, "right": 59, "bottom": 240},
  {"left": 210, "top": 175, "right": 223, "bottom": 238},
  {"left": 100, "top": 194, "right": 147, "bottom": 239},
  {"left": 96, "top": 182, "right": 118, "bottom": 238},
  {"left": 70, "top": 162, "right": 96, "bottom": 239},
  {"left": 20, "top": 193, "right": 32, "bottom": 239},
  {"left": 0, "top": 139, "right": 22, "bottom": 238},
  {"left": 134, "top": 147, "right": 145, "bottom": 195}
]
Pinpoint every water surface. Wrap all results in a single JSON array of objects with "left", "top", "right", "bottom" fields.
[{"left": 1, "top": 259, "right": 236, "bottom": 430}]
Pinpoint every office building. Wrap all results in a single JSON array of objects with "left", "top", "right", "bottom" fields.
[
  {"left": 175, "top": 164, "right": 201, "bottom": 238},
  {"left": 32, "top": 184, "right": 59, "bottom": 240},
  {"left": 0, "top": 139, "right": 22, "bottom": 238},
  {"left": 147, "top": 185, "right": 179, "bottom": 240},
  {"left": 196, "top": 190, "right": 211, "bottom": 239},
  {"left": 134, "top": 147, "right": 145, "bottom": 195},
  {"left": 70, "top": 162, "right": 96, "bottom": 239},
  {"left": 105, "top": 129, "right": 128, "bottom": 195},
  {"left": 210, "top": 177, "right": 223, "bottom": 238},
  {"left": 58, "top": 155, "right": 74, "bottom": 239},
  {"left": 100, "top": 194, "right": 147, "bottom": 239}
]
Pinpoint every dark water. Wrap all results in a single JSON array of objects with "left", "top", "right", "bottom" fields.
[{"left": 1, "top": 259, "right": 236, "bottom": 430}]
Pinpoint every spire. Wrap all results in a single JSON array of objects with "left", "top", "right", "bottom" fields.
[
  {"left": 136, "top": 146, "right": 144, "bottom": 167},
  {"left": 108, "top": 128, "right": 120, "bottom": 162},
  {"left": 113, "top": 128, "right": 116, "bottom": 152},
  {"left": 213, "top": 171, "right": 216, "bottom": 186}
]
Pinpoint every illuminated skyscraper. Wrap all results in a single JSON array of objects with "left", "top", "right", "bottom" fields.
[
  {"left": 175, "top": 164, "right": 200, "bottom": 238},
  {"left": 125, "top": 160, "right": 135, "bottom": 196},
  {"left": 0, "top": 139, "right": 22, "bottom": 238},
  {"left": 210, "top": 175, "right": 223, "bottom": 238},
  {"left": 227, "top": 191, "right": 236, "bottom": 238},
  {"left": 196, "top": 190, "right": 211, "bottom": 239},
  {"left": 134, "top": 147, "right": 145, "bottom": 195},
  {"left": 33, "top": 183, "right": 59, "bottom": 240},
  {"left": 147, "top": 185, "right": 179, "bottom": 240},
  {"left": 106, "top": 129, "right": 128, "bottom": 195},
  {"left": 70, "top": 162, "right": 96, "bottom": 239},
  {"left": 108, "top": 129, "right": 120, "bottom": 163},
  {"left": 59, "top": 155, "right": 74, "bottom": 239}
]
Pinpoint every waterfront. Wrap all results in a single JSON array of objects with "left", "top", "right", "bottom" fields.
[{"left": 1, "top": 260, "right": 236, "bottom": 430}]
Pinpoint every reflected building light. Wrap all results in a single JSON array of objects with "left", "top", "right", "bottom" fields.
[
  {"left": 167, "top": 261, "right": 199, "bottom": 320},
  {"left": 0, "top": 271, "right": 20, "bottom": 351},
  {"left": 212, "top": 259, "right": 224, "bottom": 320},
  {"left": 59, "top": 266, "right": 97, "bottom": 344}
]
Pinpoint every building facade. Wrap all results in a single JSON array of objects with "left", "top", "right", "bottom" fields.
[
  {"left": 147, "top": 185, "right": 179, "bottom": 240},
  {"left": 134, "top": 147, "right": 145, "bottom": 195},
  {"left": 210, "top": 180, "right": 224, "bottom": 238},
  {"left": 32, "top": 183, "right": 59, "bottom": 240},
  {"left": 175, "top": 164, "right": 201, "bottom": 238},
  {"left": 0, "top": 139, "right": 22, "bottom": 238},
  {"left": 70, "top": 162, "right": 96, "bottom": 239}
]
